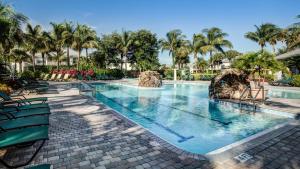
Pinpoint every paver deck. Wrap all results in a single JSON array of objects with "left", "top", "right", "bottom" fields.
[{"left": 0, "top": 83, "right": 299, "bottom": 169}]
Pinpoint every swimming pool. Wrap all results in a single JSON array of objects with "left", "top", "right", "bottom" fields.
[
  {"left": 268, "top": 88, "right": 300, "bottom": 99},
  {"left": 91, "top": 83, "right": 289, "bottom": 154}
]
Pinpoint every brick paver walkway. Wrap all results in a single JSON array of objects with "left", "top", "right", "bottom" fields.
[{"left": 0, "top": 83, "right": 299, "bottom": 169}]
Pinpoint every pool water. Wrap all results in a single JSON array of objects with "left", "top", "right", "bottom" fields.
[
  {"left": 92, "top": 83, "right": 289, "bottom": 154},
  {"left": 268, "top": 89, "right": 300, "bottom": 99}
]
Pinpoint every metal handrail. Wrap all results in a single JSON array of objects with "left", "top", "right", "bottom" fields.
[{"left": 239, "top": 87, "right": 250, "bottom": 107}]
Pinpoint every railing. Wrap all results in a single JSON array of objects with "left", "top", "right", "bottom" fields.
[{"left": 238, "top": 85, "right": 265, "bottom": 113}]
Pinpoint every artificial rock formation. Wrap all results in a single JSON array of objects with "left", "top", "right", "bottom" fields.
[
  {"left": 209, "top": 69, "right": 250, "bottom": 99},
  {"left": 138, "top": 71, "right": 162, "bottom": 87}
]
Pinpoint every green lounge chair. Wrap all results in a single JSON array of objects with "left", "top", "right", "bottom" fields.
[
  {"left": 0, "top": 115, "right": 49, "bottom": 131},
  {"left": 0, "top": 107, "right": 50, "bottom": 121},
  {"left": 0, "top": 92, "right": 47, "bottom": 104},
  {"left": 26, "top": 164, "right": 51, "bottom": 169},
  {"left": 0, "top": 126, "right": 49, "bottom": 168},
  {"left": 0, "top": 102, "right": 49, "bottom": 111},
  {"left": 270, "top": 77, "right": 293, "bottom": 86}
]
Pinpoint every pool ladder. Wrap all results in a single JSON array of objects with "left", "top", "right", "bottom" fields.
[{"left": 238, "top": 86, "right": 265, "bottom": 113}]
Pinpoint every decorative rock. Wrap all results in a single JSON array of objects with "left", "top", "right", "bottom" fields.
[
  {"left": 209, "top": 69, "right": 250, "bottom": 99},
  {"left": 138, "top": 71, "right": 162, "bottom": 87}
]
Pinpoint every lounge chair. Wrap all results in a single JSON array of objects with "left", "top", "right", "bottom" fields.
[
  {"left": 26, "top": 164, "right": 51, "bottom": 169},
  {"left": 0, "top": 102, "right": 49, "bottom": 112},
  {"left": 0, "top": 92, "right": 47, "bottom": 104},
  {"left": 0, "top": 107, "right": 50, "bottom": 121},
  {"left": 48, "top": 74, "right": 57, "bottom": 81},
  {"left": 59, "top": 73, "right": 70, "bottom": 82},
  {"left": 42, "top": 74, "right": 50, "bottom": 81},
  {"left": 0, "top": 126, "right": 49, "bottom": 168},
  {"left": 270, "top": 77, "right": 293, "bottom": 86},
  {"left": 54, "top": 74, "right": 62, "bottom": 81},
  {"left": 0, "top": 115, "right": 49, "bottom": 131}
]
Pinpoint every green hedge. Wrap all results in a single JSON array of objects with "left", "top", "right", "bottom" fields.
[
  {"left": 95, "top": 69, "right": 124, "bottom": 80},
  {"left": 192, "top": 73, "right": 216, "bottom": 81}
]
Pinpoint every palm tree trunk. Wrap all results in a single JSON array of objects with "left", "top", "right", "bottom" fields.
[
  {"left": 77, "top": 49, "right": 81, "bottom": 70},
  {"left": 85, "top": 48, "right": 88, "bottom": 59},
  {"left": 120, "top": 54, "right": 123, "bottom": 70},
  {"left": 67, "top": 47, "right": 70, "bottom": 68},
  {"left": 42, "top": 53, "right": 45, "bottom": 66},
  {"left": 14, "top": 60, "right": 17, "bottom": 74},
  {"left": 272, "top": 45, "right": 276, "bottom": 54},
  {"left": 57, "top": 52, "right": 59, "bottom": 70},
  {"left": 32, "top": 52, "right": 36, "bottom": 72},
  {"left": 19, "top": 61, "right": 22, "bottom": 73},
  {"left": 194, "top": 53, "right": 197, "bottom": 69}
]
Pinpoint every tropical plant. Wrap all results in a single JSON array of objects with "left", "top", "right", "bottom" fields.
[
  {"left": 196, "top": 57, "right": 208, "bottom": 72},
  {"left": 201, "top": 27, "right": 233, "bottom": 57},
  {"left": 130, "top": 30, "right": 160, "bottom": 71},
  {"left": 115, "top": 30, "right": 133, "bottom": 70},
  {"left": 175, "top": 40, "right": 191, "bottom": 69},
  {"left": 191, "top": 33, "right": 206, "bottom": 66},
  {"left": 24, "top": 24, "right": 42, "bottom": 72},
  {"left": 62, "top": 21, "right": 75, "bottom": 67},
  {"left": 72, "top": 24, "right": 98, "bottom": 70},
  {"left": 160, "top": 29, "right": 186, "bottom": 67},
  {"left": 10, "top": 48, "right": 30, "bottom": 73},
  {"left": 245, "top": 23, "right": 280, "bottom": 51},
  {"left": 232, "top": 50, "right": 286, "bottom": 76}
]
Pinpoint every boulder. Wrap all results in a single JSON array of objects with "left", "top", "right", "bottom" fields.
[
  {"left": 209, "top": 69, "right": 250, "bottom": 99},
  {"left": 138, "top": 71, "right": 162, "bottom": 87}
]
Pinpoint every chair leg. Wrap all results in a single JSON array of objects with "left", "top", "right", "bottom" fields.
[{"left": 0, "top": 140, "right": 46, "bottom": 169}]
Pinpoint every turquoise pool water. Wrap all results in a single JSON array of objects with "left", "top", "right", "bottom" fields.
[
  {"left": 268, "top": 89, "right": 300, "bottom": 99},
  {"left": 92, "top": 83, "right": 289, "bottom": 154}
]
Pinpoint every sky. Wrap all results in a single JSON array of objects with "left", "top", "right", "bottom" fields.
[{"left": 6, "top": 0, "right": 300, "bottom": 65}]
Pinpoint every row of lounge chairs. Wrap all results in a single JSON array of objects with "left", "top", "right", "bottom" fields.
[
  {"left": 0, "top": 91, "right": 51, "bottom": 169},
  {"left": 42, "top": 73, "right": 70, "bottom": 81}
]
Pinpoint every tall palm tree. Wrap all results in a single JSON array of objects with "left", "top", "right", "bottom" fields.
[
  {"left": 0, "top": 2, "right": 27, "bottom": 65},
  {"left": 160, "top": 29, "right": 186, "bottom": 67},
  {"left": 72, "top": 24, "right": 98, "bottom": 70},
  {"left": 24, "top": 24, "right": 42, "bottom": 72},
  {"left": 115, "top": 30, "right": 133, "bottom": 70},
  {"left": 245, "top": 23, "right": 278, "bottom": 51},
  {"left": 191, "top": 33, "right": 206, "bottom": 67},
  {"left": 175, "top": 40, "right": 191, "bottom": 68},
  {"left": 62, "top": 21, "right": 75, "bottom": 67},
  {"left": 44, "top": 22, "right": 65, "bottom": 69},
  {"left": 201, "top": 27, "right": 233, "bottom": 57}
]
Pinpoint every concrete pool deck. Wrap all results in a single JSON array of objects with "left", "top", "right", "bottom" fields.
[{"left": 1, "top": 82, "right": 300, "bottom": 169}]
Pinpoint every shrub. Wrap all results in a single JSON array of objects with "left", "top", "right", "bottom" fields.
[
  {"left": 163, "top": 69, "right": 173, "bottom": 80},
  {"left": 0, "top": 83, "right": 13, "bottom": 95},
  {"left": 95, "top": 69, "right": 124, "bottom": 80},
  {"left": 292, "top": 75, "right": 300, "bottom": 87},
  {"left": 192, "top": 73, "right": 216, "bottom": 81},
  {"left": 179, "top": 69, "right": 193, "bottom": 80},
  {"left": 263, "top": 74, "right": 275, "bottom": 82},
  {"left": 21, "top": 70, "right": 35, "bottom": 79}
]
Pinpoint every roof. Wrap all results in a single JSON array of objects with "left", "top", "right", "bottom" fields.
[{"left": 276, "top": 48, "right": 300, "bottom": 60}]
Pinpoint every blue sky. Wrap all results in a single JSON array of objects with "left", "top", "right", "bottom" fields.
[{"left": 7, "top": 0, "right": 300, "bottom": 65}]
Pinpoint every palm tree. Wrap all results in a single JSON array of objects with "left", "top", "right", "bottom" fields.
[
  {"left": 175, "top": 40, "right": 191, "bottom": 68},
  {"left": 0, "top": 2, "right": 27, "bottom": 65},
  {"left": 10, "top": 48, "right": 30, "bottom": 73},
  {"left": 201, "top": 27, "right": 233, "bottom": 57},
  {"left": 191, "top": 33, "right": 206, "bottom": 67},
  {"left": 44, "top": 22, "right": 65, "bottom": 69},
  {"left": 82, "top": 28, "right": 98, "bottom": 59},
  {"left": 245, "top": 23, "right": 278, "bottom": 51},
  {"left": 62, "top": 21, "right": 75, "bottom": 67},
  {"left": 160, "top": 29, "right": 186, "bottom": 68},
  {"left": 72, "top": 24, "right": 98, "bottom": 70},
  {"left": 24, "top": 24, "right": 42, "bottom": 72},
  {"left": 115, "top": 30, "right": 133, "bottom": 70}
]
